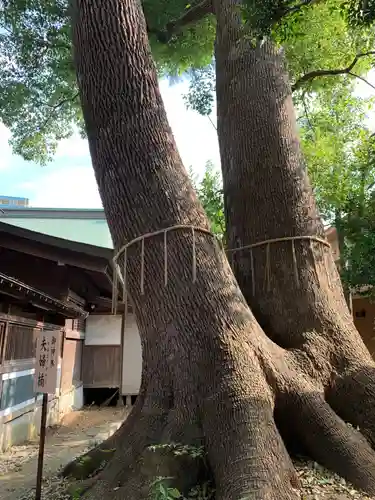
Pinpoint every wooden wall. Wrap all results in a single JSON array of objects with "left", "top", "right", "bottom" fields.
[
  {"left": 0, "top": 314, "right": 63, "bottom": 418},
  {"left": 325, "top": 227, "right": 340, "bottom": 263},
  {"left": 353, "top": 297, "right": 375, "bottom": 358},
  {"left": 82, "top": 312, "right": 142, "bottom": 393},
  {"left": 82, "top": 345, "right": 121, "bottom": 388},
  {"left": 60, "top": 339, "right": 83, "bottom": 394},
  {"left": 0, "top": 315, "right": 63, "bottom": 365}
]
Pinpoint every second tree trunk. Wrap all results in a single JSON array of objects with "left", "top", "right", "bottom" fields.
[{"left": 68, "top": 0, "right": 375, "bottom": 498}]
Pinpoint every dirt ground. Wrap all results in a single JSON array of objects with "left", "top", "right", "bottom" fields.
[
  {"left": 0, "top": 406, "right": 129, "bottom": 500},
  {"left": 294, "top": 460, "right": 374, "bottom": 499},
  {"left": 0, "top": 406, "right": 374, "bottom": 499}
]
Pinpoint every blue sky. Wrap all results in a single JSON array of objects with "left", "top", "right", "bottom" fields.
[
  {"left": 1, "top": 73, "right": 374, "bottom": 209},
  {"left": 0, "top": 79, "right": 220, "bottom": 208}
]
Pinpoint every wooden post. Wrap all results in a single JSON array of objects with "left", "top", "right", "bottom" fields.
[
  {"left": 0, "top": 320, "right": 9, "bottom": 364},
  {"left": 33, "top": 330, "right": 61, "bottom": 500},
  {"left": 344, "top": 286, "right": 353, "bottom": 315},
  {"left": 117, "top": 308, "right": 126, "bottom": 407},
  {"left": 348, "top": 290, "right": 353, "bottom": 316},
  {"left": 35, "top": 393, "right": 48, "bottom": 500}
]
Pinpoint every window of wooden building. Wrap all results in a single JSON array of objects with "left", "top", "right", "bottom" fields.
[{"left": 4, "top": 323, "right": 39, "bottom": 362}]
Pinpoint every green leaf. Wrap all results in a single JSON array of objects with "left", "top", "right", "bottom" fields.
[
  {"left": 298, "top": 84, "right": 375, "bottom": 289},
  {"left": 168, "top": 488, "right": 181, "bottom": 498},
  {"left": 159, "top": 482, "right": 168, "bottom": 495},
  {"left": 188, "top": 161, "right": 226, "bottom": 242}
]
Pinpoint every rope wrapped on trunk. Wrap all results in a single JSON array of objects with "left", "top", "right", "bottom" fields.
[
  {"left": 226, "top": 235, "right": 332, "bottom": 295},
  {"left": 111, "top": 225, "right": 216, "bottom": 316},
  {"left": 111, "top": 231, "right": 333, "bottom": 320}
]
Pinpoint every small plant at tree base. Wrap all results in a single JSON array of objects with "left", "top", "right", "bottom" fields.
[
  {"left": 150, "top": 477, "right": 215, "bottom": 500},
  {"left": 185, "top": 482, "right": 215, "bottom": 499},
  {"left": 148, "top": 444, "right": 215, "bottom": 500},
  {"left": 148, "top": 442, "right": 205, "bottom": 459},
  {"left": 150, "top": 477, "right": 181, "bottom": 500}
]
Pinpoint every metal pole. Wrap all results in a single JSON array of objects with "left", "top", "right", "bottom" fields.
[{"left": 35, "top": 393, "right": 48, "bottom": 500}]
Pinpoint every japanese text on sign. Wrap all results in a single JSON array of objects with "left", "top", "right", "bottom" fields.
[{"left": 34, "top": 331, "right": 61, "bottom": 394}]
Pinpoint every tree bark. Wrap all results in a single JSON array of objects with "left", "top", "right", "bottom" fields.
[
  {"left": 69, "top": 0, "right": 375, "bottom": 498},
  {"left": 214, "top": 0, "right": 375, "bottom": 479},
  {"left": 71, "top": 1, "right": 298, "bottom": 498}
]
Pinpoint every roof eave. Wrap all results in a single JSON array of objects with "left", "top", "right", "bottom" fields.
[{"left": 0, "top": 272, "right": 87, "bottom": 319}]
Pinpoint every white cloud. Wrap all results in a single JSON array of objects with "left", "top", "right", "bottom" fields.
[
  {"left": 6, "top": 71, "right": 374, "bottom": 209},
  {"left": 29, "top": 165, "right": 102, "bottom": 208},
  {"left": 22, "top": 80, "right": 220, "bottom": 208},
  {"left": 56, "top": 132, "right": 90, "bottom": 160},
  {"left": 159, "top": 80, "right": 220, "bottom": 176}
]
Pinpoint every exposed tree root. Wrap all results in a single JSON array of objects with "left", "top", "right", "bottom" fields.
[
  {"left": 66, "top": 302, "right": 375, "bottom": 500},
  {"left": 73, "top": 327, "right": 375, "bottom": 500},
  {"left": 67, "top": 477, "right": 98, "bottom": 498},
  {"left": 80, "top": 411, "right": 206, "bottom": 500},
  {"left": 204, "top": 398, "right": 300, "bottom": 500},
  {"left": 288, "top": 390, "right": 375, "bottom": 493},
  {"left": 327, "top": 365, "right": 375, "bottom": 447}
]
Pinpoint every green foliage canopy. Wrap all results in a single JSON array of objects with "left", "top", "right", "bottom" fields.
[
  {"left": 193, "top": 90, "right": 375, "bottom": 290},
  {"left": 190, "top": 160, "right": 225, "bottom": 239},
  {"left": 0, "top": 0, "right": 374, "bottom": 162},
  {"left": 299, "top": 85, "right": 375, "bottom": 289},
  {"left": 300, "top": 86, "right": 375, "bottom": 221},
  {"left": 1, "top": 0, "right": 375, "bottom": 291}
]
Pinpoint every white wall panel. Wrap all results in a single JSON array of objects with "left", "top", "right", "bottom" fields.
[
  {"left": 121, "top": 314, "right": 142, "bottom": 395},
  {"left": 85, "top": 314, "right": 121, "bottom": 345}
]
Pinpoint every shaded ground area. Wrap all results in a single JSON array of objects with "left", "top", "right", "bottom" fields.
[
  {"left": 0, "top": 407, "right": 129, "bottom": 500},
  {"left": 0, "top": 406, "right": 373, "bottom": 499},
  {"left": 294, "top": 460, "right": 373, "bottom": 499}
]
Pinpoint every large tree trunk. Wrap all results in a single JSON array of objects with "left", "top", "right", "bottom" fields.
[
  {"left": 68, "top": 0, "right": 375, "bottom": 498},
  {"left": 214, "top": 0, "right": 375, "bottom": 477},
  {"left": 71, "top": 1, "right": 296, "bottom": 499}
]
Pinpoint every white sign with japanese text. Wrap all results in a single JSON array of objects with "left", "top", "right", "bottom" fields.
[{"left": 34, "top": 330, "right": 61, "bottom": 394}]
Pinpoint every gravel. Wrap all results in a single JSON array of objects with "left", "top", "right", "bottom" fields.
[
  {"left": 17, "top": 476, "right": 71, "bottom": 500},
  {"left": 0, "top": 444, "right": 39, "bottom": 476}
]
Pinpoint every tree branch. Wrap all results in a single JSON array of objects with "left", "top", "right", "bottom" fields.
[
  {"left": 207, "top": 115, "right": 217, "bottom": 130},
  {"left": 45, "top": 93, "right": 80, "bottom": 110},
  {"left": 292, "top": 51, "right": 375, "bottom": 92},
  {"left": 148, "top": 0, "right": 213, "bottom": 44},
  {"left": 301, "top": 92, "right": 315, "bottom": 136},
  {"left": 348, "top": 71, "right": 375, "bottom": 92},
  {"left": 275, "top": 0, "right": 319, "bottom": 22},
  {"left": 41, "top": 92, "right": 80, "bottom": 130}
]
